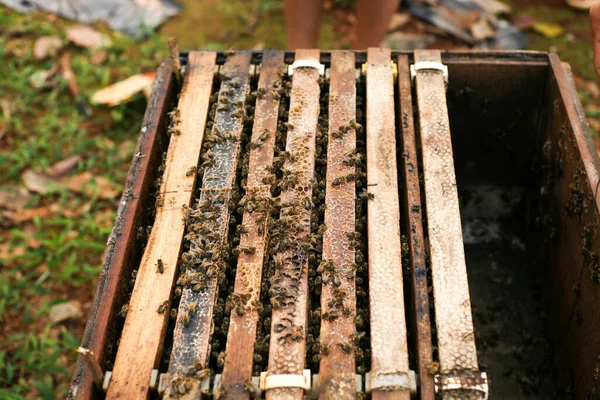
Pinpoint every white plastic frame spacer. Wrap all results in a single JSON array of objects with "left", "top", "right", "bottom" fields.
[
  {"left": 434, "top": 371, "right": 489, "bottom": 400},
  {"left": 365, "top": 371, "right": 417, "bottom": 395},
  {"left": 288, "top": 60, "right": 325, "bottom": 76},
  {"left": 410, "top": 61, "right": 449, "bottom": 85},
  {"left": 260, "top": 369, "right": 312, "bottom": 392},
  {"left": 102, "top": 371, "right": 112, "bottom": 392}
]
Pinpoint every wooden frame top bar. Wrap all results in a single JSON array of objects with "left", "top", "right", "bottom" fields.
[
  {"left": 365, "top": 48, "right": 410, "bottom": 400},
  {"left": 106, "top": 51, "right": 217, "bottom": 399},
  {"left": 220, "top": 50, "right": 285, "bottom": 399},
  {"left": 265, "top": 48, "right": 320, "bottom": 400},
  {"left": 414, "top": 49, "right": 479, "bottom": 376},
  {"left": 318, "top": 50, "right": 357, "bottom": 398}
]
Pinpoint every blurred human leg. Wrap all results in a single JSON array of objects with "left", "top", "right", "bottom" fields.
[
  {"left": 591, "top": 2, "right": 600, "bottom": 76},
  {"left": 285, "top": 0, "right": 323, "bottom": 48},
  {"left": 353, "top": 0, "right": 401, "bottom": 49}
]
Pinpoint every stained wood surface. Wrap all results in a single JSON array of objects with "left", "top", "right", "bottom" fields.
[
  {"left": 365, "top": 47, "right": 410, "bottom": 400},
  {"left": 164, "top": 52, "right": 253, "bottom": 399},
  {"left": 317, "top": 51, "right": 357, "bottom": 399},
  {"left": 220, "top": 50, "right": 284, "bottom": 399},
  {"left": 397, "top": 55, "right": 435, "bottom": 400},
  {"left": 106, "top": 51, "right": 217, "bottom": 399},
  {"left": 68, "top": 60, "right": 175, "bottom": 400},
  {"left": 538, "top": 56, "right": 600, "bottom": 398},
  {"left": 265, "top": 48, "right": 320, "bottom": 400},
  {"left": 414, "top": 50, "right": 479, "bottom": 379}
]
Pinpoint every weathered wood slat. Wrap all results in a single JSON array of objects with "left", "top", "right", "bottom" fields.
[
  {"left": 413, "top": 49, "right": 480, "bottom": 382},
  {"left": 69, "top": 60, "right": 175, "bottom": 400},
  {"left": 540, "top": 56, "right": 600, "bottom": 398},
  {"left": 317, "top": 51, "right": 357, "bottom": 399},
  {"left": 220, "top": 50, "right": 284, "bottom": 399},
  {"left": 265, "top": 49, "right": 321, "bottom": 400},
  {"left": 365, "top": 48, "right": 410, "bottom": 400},
  {"left": 106, "top": 51, "right": 217, "bottom": 399},
  {"left": 397, "top": 55, "right": 435, "bottom": 400},
  {"left": 164, "top": 52, "right": 253, "bottom": 399}
]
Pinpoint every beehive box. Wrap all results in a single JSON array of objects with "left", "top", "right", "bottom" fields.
[{"left": 69, "top": 49, "right": 600, "bottom": 400}]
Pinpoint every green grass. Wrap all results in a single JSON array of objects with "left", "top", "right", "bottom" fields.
[{"left": 0, "top": 7, "right": 168, "bottom": 398}]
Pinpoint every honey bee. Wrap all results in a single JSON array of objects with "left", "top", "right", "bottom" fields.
[
  {"left": 156, "top": 259, "right": 164, "bottom": 274},
  {"left": 244, "top": 379, "right": 258, "bottom": 396},
  {"left": 290, "top": 325, "right": 304, "bottom": 341},
  {"left": 217, "top": 351, "right": 226, "bottom": 368},
  {"left": 157, "top": 300, "right": 169, "bottom": 314},
  {"left": 338, "top": 340, "right": 353, "bottom": 354},
  {"left": 181, "top": 312, "right": 190, "bottom": 327},
  {"left": 119, "top": 303, "right": 129, "bottom": 318},
  {"left": 428, "top": 361, "right": 440, "bottom": 375},
  {"left": 186, "top": 166, "right": 197, "bottom": 177}
]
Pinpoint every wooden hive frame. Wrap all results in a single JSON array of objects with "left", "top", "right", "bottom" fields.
[{"left": 69, "top": 50, "right": 600, "bottom": 400}]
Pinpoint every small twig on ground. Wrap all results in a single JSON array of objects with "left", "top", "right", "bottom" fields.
[
  {"left": 76, "top": 347, "right": 104, "bottom": 389},
  {"left": 168, "top": 37, "right": 182, "bottom": 86}
]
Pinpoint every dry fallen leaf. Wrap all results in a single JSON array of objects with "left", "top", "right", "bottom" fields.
[
  {"left": 387, "top": 13, "right": 411, "bottom": 32},
  {"left": 49, "top": 301, "right": 83, "bottom": 324},
  {"left": 7, "top": 38, "right": 27, "bottom": 57},
  {"left": 513, "top": 14, "right": 536, "bottom": 31},
  {"left": 47, "top": 155, "right": 82, "bottom": 178},
  {"left": 471, "top": 17, "right": 496, "bottom": 41},
  {"left": 0, "top": 244, "right": 26, "bottom": 259},
  {"left": 21, "top": 169, "right": 63, "bottom": 195},
  {"left": 33, "top": 36, "right": 63, "bottom": 60},
  {"left": 3, "top": 203, "right": 61, "bottom": 223},
  {"left": 0, "top": 185, "right": 31, "bottom": 210},
  {"left": 90, "top": 49, "right": 108, "bottom": 65},
  {"left": 533, "top": 22, "right": 564, "bottom": 39},
  {"left": 91, "top": 73, "right": 155, "bottom": 107},
  {"left": 64, "top": 172, "right": 119, "bottom": 199},
  {"left": 66, "top": 25, "right": 111, "bottom": 49},
  {"left": 29, "top": 64, "right": 59, "bottom": 89}
]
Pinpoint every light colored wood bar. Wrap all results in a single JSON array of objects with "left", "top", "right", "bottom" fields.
[
  {"left": 265, "top": 49, "right": 320, "bottom": 400},
  {"left": 317, "top": 51, "right": 357, "bottom": 399},
  {"left": 397, "top": 54, "right": 436, "bottom": 400},
  {"left": 163, "top": 52, "right": 253, "bottom": 399},
  {"left": 106, "top": 51, "right": 216, "bottom": 399},
  {"left": 413, "top": 49, "right": 479, "bottom": 379},
  {"left": 220, "top": 50, "right": 284, "bottom": 399},
  {"left": 365, "top": 47, "right": 410, "bottom": 400}
]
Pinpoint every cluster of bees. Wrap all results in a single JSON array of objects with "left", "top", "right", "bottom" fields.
[
  {"left": 583, "top": 224, "right": 600, "bottom": 283},
  {"left": 351, "top": 76, "right": 371, "bottom": 374},
  {"left": 331, "top": 119, "right": 363, "bottom": 140},
  {"left": 150, "top": 64, "right": 379, "bottom": 384},
  {"left": 166, "top": 108, "right": 182, "bottom": 136},
  {"left": 566, "top": 167, "right": 585, "bottom": 217},
  {"left": 251, "top": 73, "right": 293, "bottom": 374}
]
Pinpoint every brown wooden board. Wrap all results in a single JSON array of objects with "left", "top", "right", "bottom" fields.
[
  {"left": 413, "top": 49, "right": 479, "bottom": 382},
  {"left": 106, "top": 51, "right": 217, "bottom": 399},
  {"left": 163, "top": 52, "right": 253, "bottom": 399},
  {"left": 534, "top": 55, "right": 600, "bottom": 399},
  {"left": 365, "top": 48, "right": 410, "bottom": 400},
  {"left": 317, "top": 51, "right": 357, "bottom": 398},
  {"left": 265, "top": 49, "right": 320, "bottom": 400},
  {"left": 397, "top": 55, "right": 435, "bottom": 400},
  {"left": 220, "top": 50, "right": 284, "bottom": 399},
  {"left": 68, "top": 60, "right": 175, "bottom": 399}
]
